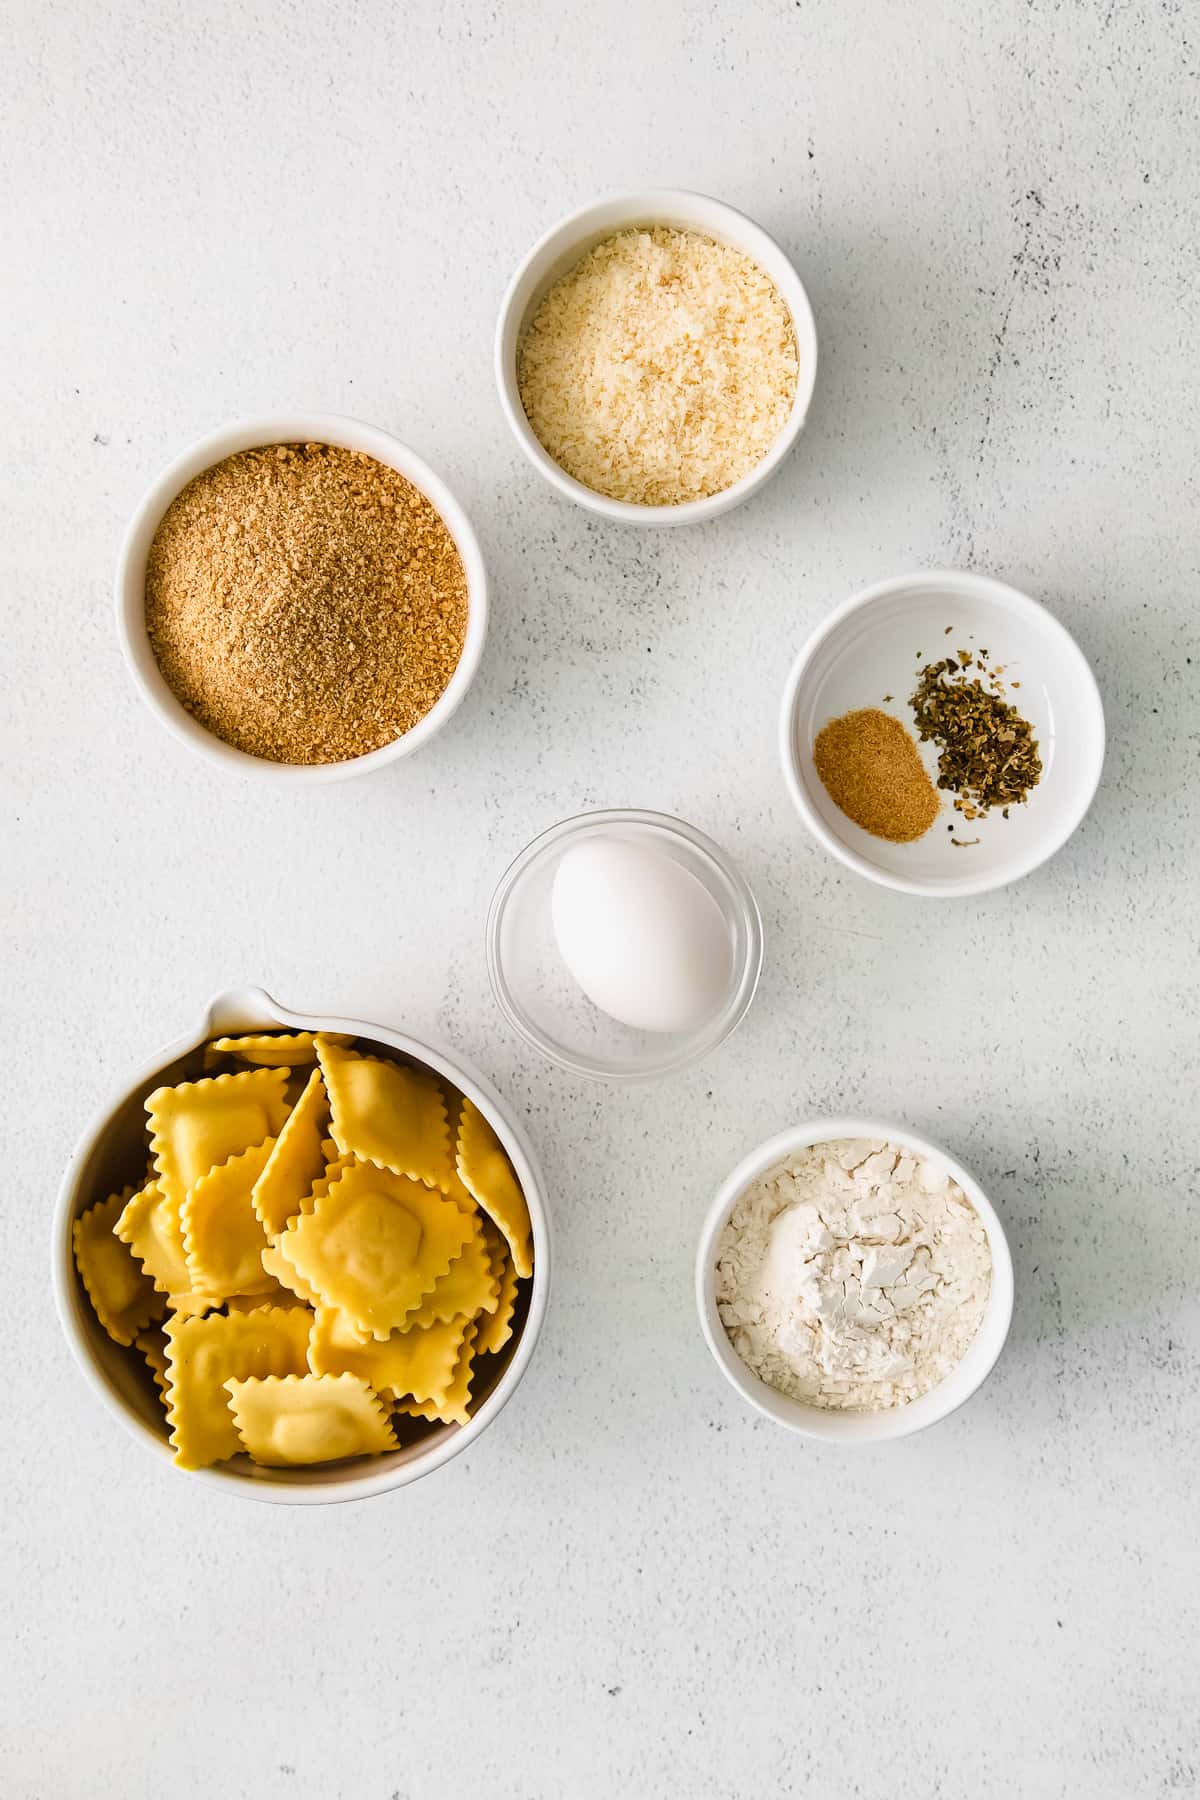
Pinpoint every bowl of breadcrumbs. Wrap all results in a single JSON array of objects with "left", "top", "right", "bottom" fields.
[
  {"left": 496, "top": 190, "right": 818, "bottom": 526},
  {"left": 116, "top": 415, "right": 487, "bottom": 779}
]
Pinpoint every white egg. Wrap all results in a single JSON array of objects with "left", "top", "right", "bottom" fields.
[{"left": 550, "top": 836, "right": 733, "bottom": 1034}]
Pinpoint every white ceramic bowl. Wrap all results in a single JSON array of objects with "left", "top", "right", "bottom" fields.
[
  {"left": 115, "top": 414, "right": 488, "bottom": 782},
  {"left": 53, "top": 988, "right": 550, "bottom": 1505},
  {"left": 696, "top": 1118, "right": 1014, "bottom": 1443},
  {"left": 495, "top": 189, "right": 819, "bottom": 526},
  {"left": 779, "top": 569, "right": 1105, "bottom": 896}
]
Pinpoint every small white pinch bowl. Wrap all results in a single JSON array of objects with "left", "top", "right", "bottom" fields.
[
  {"left": 696, "top": 1118, "right": 1014, "bottom": 1444},
  {"left": 53, "top": 988, "right": 550, "bottom": 1505},
  {"left": 780, "top": 569, "right": 1105, "bottom": 897},
  {"left": 495, "top": 189, "right": 818, "bottom": 526},
  {"left": 116, "top": 414, "right": 488, "bottom": 782}
]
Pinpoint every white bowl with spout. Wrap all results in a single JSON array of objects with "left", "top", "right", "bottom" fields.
[{"left": 53, "top": 987, "right": 550, "bottom": 1504}]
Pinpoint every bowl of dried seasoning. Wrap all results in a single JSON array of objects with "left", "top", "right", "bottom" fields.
[
  {"left": 695, "top": 1118, "right": 1014, "bottom": 1443},
  {"left": 116, "top": 415, "right": 488, "bottom": 781},
  {"left": 779, "top": 570, "right": 1105, "bottom": 896}
]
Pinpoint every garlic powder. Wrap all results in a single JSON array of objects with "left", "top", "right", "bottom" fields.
[{"left": 715, "top": 1140, "right": 992, "bottom": 1412}]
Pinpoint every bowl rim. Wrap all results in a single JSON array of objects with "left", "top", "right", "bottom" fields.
[
  {"left": 485, "top": 806, "right": 764, "bottom": 1082},
  {"left": 52, "top": 987, "right": 551, "bottom": 1504},
  {"left": 694, "top": 1116, "right": 1015, "bottom": 1443},
  {"left": 115, "top": 413, "right": 489, "bottom": 784},
  {"left": 494, "top": 187, "right": 819, "bottom": 527},
  {"left": 778, "top": 567, "right": 1106, "bottom": 897}
]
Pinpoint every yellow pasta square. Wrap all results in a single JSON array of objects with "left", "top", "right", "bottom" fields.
[
  {"left": 308, "top": 1305, "right": 469, "bottom": 1408},
  {"left": 396, "top": 1321, "right": 479, "bottom": 1426},
  {"left": 207, "top": 1031, "right": 355, "bottom": 1069},
  {"left": 164, "top": 1306, "right": 311, "bottom": 1468},
  {"left": 431, "top": 1084, "right": 478, "bottom": 1211},
  {"left": 207, "top": 1030, "right": 318, "bottom": 1067},
  {"left": 474, "top": 1223, "right": 520, "bottom": 1359},
  {"left": 251, "top": 1145, "right": 354, "bottom": 1312},
  {"left": 225, "top": 1286, "right": 310, "bottom": 1313},
  {"left": 135, "top": 1326, "right": 170, "bottom": 1394},
  {"left": 317, "top": 1036, "right": 450, "bottom": 1188},
  {"left": 403, "top": 1214, "right": 498, "bottom": 1330},
  {"left": 277, "top": 1160, "right": 474, "bottom": 1339},
  {"left": 303, "top": 1142, "right": 353, "bottom": 1213},
  {"left": 224, "top": 1373, "right": 397, "bottom": 1466},
  {"left": 251, "top": 1068, "right": 330, "bottom": 1240},
  {"left": 181, "top": 1139, "right": 277, "bottom": 1301},
  {"left": 73, "top": 1189, "right": 165, "bottom": 1346},
  {"left": 456, "top": 1099, "right": 533, "bottom": 1279},
  {"left": 168, "top": 1290, "right": 220, "bottom": 1318},
  {"left": 260, "top": 1242, "right": 324, "bottom": 1306},
  {"left": 115, "top": 1177, "right": 190, "bottom": 1296},
  {"left": 147, "top": 1067, "right": 291, "bottom": 1209}
]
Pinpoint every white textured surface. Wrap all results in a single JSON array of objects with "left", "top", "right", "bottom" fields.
[{"left": 3, "top": 2, "right": 1198, "bottom": 1795}]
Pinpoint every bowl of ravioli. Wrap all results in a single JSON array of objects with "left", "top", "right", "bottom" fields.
[{"left": 53, "top": 987, "right": 549, "bottom": 1504}]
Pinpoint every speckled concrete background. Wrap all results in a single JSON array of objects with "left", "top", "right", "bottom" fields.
[{"left": 3, "top": 2, "right": 1198, "bottom": 1795}]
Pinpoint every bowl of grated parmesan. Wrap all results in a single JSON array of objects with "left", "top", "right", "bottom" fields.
[
  {"left": 496, "top": 190, "right": 818, "bottom": 524},
  {"left": 695, "top": 1119, "right": 1014, "bottom": 1442}
]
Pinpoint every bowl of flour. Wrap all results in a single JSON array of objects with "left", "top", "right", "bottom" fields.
[{"left": 695, "top": 1120, "right": 1013, "bottom": 1441}]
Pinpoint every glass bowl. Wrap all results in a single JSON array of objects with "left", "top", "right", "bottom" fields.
[{"left": 486, "top": 809, "right": 763, "bottom": 1082}]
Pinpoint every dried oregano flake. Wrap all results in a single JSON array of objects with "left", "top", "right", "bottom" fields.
[{"left": 909, "top": 658, "right": 1042, "bottom": 820}]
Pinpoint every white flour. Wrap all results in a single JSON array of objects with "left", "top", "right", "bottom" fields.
[{"left": 715, "top": 1139, "right": 992, "bottom": 1411}]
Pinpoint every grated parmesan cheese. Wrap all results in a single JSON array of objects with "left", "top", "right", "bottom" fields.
[{"left": 517, "top": 226, "right": 799, "bottom": 507}]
